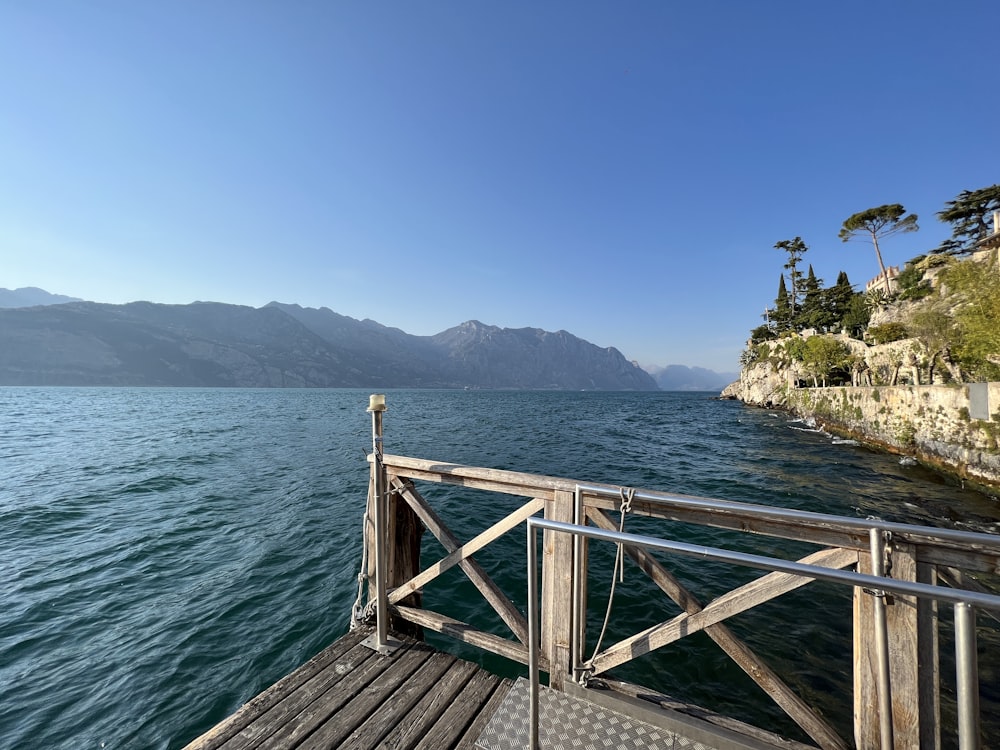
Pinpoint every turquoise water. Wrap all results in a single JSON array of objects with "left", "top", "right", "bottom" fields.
[{"left": 1, "top": 388, "right": 998, "bottom": 748}]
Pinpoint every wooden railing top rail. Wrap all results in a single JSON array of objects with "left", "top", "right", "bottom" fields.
[
  {"left": 379, "top": 454, "right": 577, "bottom": 499},
  {"left": 379, "top": 453, "right": 1000, "bottom": 571}
]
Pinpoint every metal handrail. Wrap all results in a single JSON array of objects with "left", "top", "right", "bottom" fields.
[
  {"left": 576, "top": 482, "right": 1000, "bottom": 550},
  {"left": 527, "top": 517, "right": 1000, "bottom": 750}
]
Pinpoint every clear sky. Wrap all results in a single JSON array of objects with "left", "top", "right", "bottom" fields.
[{"left": 2, "top": 2, "right": 997, "bottom": 373}]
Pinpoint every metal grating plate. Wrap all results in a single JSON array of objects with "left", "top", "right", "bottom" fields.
[{"left": 475, "top": 678, "right": 715, "bottom": 750}]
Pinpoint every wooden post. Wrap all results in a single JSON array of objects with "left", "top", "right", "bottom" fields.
[
  {"left": 385, "top": 475, "right": 423, "bottom": 639},
  {"left": 854, "top": 543, "right": 939, "bottom": 748},
  {"left": 364, "top": 395, "right": 423, "bottom": 643},
  {"left": 541, "top": 489, "right": 575, "bottom": 689}
]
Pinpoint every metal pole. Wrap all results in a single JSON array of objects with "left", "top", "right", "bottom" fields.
[
  {"left": 869, "top": 528, "right": 894, "bottom": 750},
  {"left": 955, "top": 602, "right": 980, "bottom": 750},
  {"left": 367, "top": 394, "right": 392, "bottom": 654},
  {"left": 572, "top": 486, "right": 585, "bottom": 684},
  {"left": 528, "top": 520, "right": 540, "bottom": 750},
  {"left": 530, "top": 518, "right": 1000, "bottom": 612}
]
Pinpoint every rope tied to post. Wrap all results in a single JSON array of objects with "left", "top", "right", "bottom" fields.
[
  {"left": 351, "top": 443, "right": 386, "bottom": 631},
  {"left": 350, "top": 504, "right": 374, "bottom": 630},
  {"left": 581, "top": 486, "right": 635, "bottom": 682}
]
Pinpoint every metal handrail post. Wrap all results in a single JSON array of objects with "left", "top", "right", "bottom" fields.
[
  {"left": 367, "top": 394, "right": 393, "bottom": 655},
  {"left": 528, "top": 520, "right": 540, "bottom": 750},
  {"left": 869, "top": 528, "right": 894, "bottom": 749},
  {"left": 955, "top": 602, "right": 980, "bottom": 750},
  {"left": 572, "top": 486, "right": 585, "bottom": 684}
]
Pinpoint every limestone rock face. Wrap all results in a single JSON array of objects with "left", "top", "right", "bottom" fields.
[
  {"left": 786, "top": 383, "right": 1000, "bottom": 488},
  {"left": 730, "top": 362, "right": 793, "bottom": 407},
  {"left": 729, "top": 331, "right": 1000, "bottom": 489}
]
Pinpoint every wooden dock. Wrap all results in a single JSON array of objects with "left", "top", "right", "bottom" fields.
[
  {"left": 183, "top": 397, "right": 1000, "bottom": 749},
  {"left": 182, "top": 629, "right": 512, "bottom": 750},
  {"left": 182, "top": 627, "right": 803, "bottom": 750}
]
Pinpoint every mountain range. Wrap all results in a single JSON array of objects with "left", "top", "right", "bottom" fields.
[
  {"left": 0, "top": 291, "right": 661, "bottom": 389},
  {"left": 646, "top": 364, "right": 739, "bottom": 391},
  {"left": 0, "top": 287, "right": 82, "bottom": 308},
  {"left": 0, "top": 288, "right": 734, "bottom": 390}
]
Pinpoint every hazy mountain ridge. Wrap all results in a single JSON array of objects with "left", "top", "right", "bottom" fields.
[
  {"left": 0, "top": 297, "right": 658, "bottom": 390},
  {"left": 0, "top": 287, "right": 82, "bottom": 308},
  {"left": 646, "top": 364, "right": 738, "bottom": 391}
]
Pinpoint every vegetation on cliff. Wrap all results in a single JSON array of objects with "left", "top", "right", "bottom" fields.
[{"left": 739, "top": 183, "right": 1000, "bottom": 390}]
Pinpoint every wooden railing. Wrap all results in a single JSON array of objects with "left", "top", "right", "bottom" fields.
[{"left": 360, "top": 402, "right": 1000, "bottom": 749}]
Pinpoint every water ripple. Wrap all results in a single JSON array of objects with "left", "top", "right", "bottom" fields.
[{"left": 0, "top": 388, "right": 997, "bottom": 748}]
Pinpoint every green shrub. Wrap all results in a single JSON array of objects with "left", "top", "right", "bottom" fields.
[{"left": 867, "top": 322, "right": 909, "bottom": 345}]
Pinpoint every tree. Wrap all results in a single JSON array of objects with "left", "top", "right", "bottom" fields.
[
  {"left": 772, "top": 274, "right": 793, "bottom": 332},
  {"left": 749, "top": 323, "right": 776, "bottom": 346},
  {"left": 838, "top": 204, "right": 918, "bottom": 295},
  {"left": 935, "top": 184, "right": 1000, "bottom": 255},
  {"left": 908, "top": 303, "right": 960, "bottom": 384},
  {"left": 799, "top": 265, "right": 830, "bottom": 331},
  {"left": 939, "top": 259, "right": 1000, "bottom": 380},
  {"left": 840, "top": 292, "right": 870, "bottom": 339},
  {"left": 895, "top": 260, "right": 933, "bottom": 301},
  {"left": 801, "top": 336, "right": 850, "bottom": 387},
  {"left": 825, "top": 271, "right": 855, "bottom": 331},
  {"left": 774, "top": 237, "right": 808, "bottom": 323}
]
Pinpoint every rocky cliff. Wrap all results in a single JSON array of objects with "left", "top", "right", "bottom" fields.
[
  {"left": 785, "top": 383, "right": 1000, "bottom": 489},
  {"left": 722, "top": 333, "right": 1000, "bottom": 489}
]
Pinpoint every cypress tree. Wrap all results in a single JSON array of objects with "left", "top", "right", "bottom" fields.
[
  {"left": 799, "top": 264, "right": 829, "bottom": 330},
  {"left": 773, "top": 274, "right": 793, "bottom": 332},
  {"left": 827, "top": 271, "right": 855, "bottom": 332}
]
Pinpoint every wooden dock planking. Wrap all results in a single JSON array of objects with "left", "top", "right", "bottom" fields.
[
  {"left": 372, "top": 658, "right": 480, "bottom": 749},
  {"left": 183, "top": 629, "right": 512, "bottom": 750},
  {"left": 450, "top": 672, "right": 514, "bottom": 750}
]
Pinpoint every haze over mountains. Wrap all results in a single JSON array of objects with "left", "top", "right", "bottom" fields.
[
  {"left": 0, "top": 289, "right": 733, "bottom": 390},
  {"left": 0, "top": 287, "right": 82, "bottom": 308}
]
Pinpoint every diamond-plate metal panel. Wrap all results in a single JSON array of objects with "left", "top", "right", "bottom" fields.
[{"left": 475, "top": 678, "right": 715, "bottom": 750}]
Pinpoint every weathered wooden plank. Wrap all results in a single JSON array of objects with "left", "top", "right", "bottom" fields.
[
  {"left": 385, "top": 478, "right": 424, "bottom": 637},
  {"left": 416, "top": 670, "right": 510, "bottom": 750},
  {"left": 182, "top": 630, "right": 368, "bottom": 750},
  {"left": 389, "top": 495, "right": 544, "bottom": 609},
  {"left": 885, "top": 543, "right": 940, "bottom": 750},
  {"left": 855, "top": 545, "right": 944, "bottom": 750},
  {"left": 393, "top": 605, "right": 541, "bottom": 669},
  {"left": 917, "top": 559, "right": 941, "bottom": 750},
  {"left": 541, "top": 488, "right": 575, "bottom": 689},
  {"left": 373, "top": 658, "right": 480, "bottom": 749},
  {"left": 380, "top": 454, "right": 574, "bottom": 499},
  {"left": 336, "top": 651, "right": 457, "bottom": 749},
  {"left": 588, "top": 508, "right": 849, "bottom": 750},
  {"left": 247, "top": 642, "right": 396, "bottom": 750},
  {"left": 390, "top": 479, "right": 530, "bottom": 644},
  {"left": 381, "top": 454, "right": 1000, "bottom": 570},
  {"left": 853, "top": 550, "right": 878, "bottom": 750},
  {"left": 453, "top": 676, "right": 512, "bottom": 750},
  {"left": 591, "top": 546, "right": 857, "bottom": 675},
  {"left": 295, "top": 643, "right": 436, "bottom": 749}
]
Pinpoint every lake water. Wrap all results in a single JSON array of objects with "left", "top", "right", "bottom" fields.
[{"left": 1, "top": 388, "right": 998, "bottom": 748}]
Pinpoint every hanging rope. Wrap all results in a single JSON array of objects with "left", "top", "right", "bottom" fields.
[
  {"left": 582, "top": 486, "right": 635, "bottom": 680},
  {"left": 351, "top": 448, "right": 378, "bottom": 631},
  {"left": 350, "top": 504, "right": 373, "bottom": 630}
]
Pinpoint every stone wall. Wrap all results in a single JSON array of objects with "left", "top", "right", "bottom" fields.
[{"left": 786, "top": 382, "right": 1000, "bottom": 488}]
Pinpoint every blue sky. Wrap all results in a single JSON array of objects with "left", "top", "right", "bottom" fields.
[{"left": 2, "top": 2, "right": 997, "bottom": 373}]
